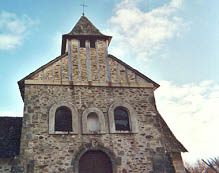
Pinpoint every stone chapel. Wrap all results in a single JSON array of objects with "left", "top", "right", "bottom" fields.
[{"left": 0, "top": 15, "right": 187, "bottom": 173}]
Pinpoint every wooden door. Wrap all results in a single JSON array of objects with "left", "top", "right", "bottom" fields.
[{"left": 79, "top": 150, "right": 113, "bottom": 173}]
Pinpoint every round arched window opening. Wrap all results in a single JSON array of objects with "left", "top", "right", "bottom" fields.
[
  {"left": 87, "top": 112, "right": 100, "bottom": 133},
  {"left": 55, "top": 106, "right": 72, "bottom": 132},
  {"left": 114, "top": 107, "right": 130, "bottom": 131}
]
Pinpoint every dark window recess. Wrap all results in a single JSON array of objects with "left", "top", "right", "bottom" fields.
[
  {"left": 90, "top": 40, "right": 96, "bottom": 48},
  {"left": 80, "top": 40, "right": 85, "bottom": 48},
  {"left": 114, "top": 107, "right": 130, "bottom": 131},
  {"left": 55, "top": 106, "right": 72, "bottom": 132}
]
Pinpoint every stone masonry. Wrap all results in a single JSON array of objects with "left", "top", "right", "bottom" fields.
[
  {"left": 0, "top": 15, "right": 187, "bottom": 173},
  {"left": 21, "top": 85, "right": 157, "bottom": 172},
  {"left": 19, "top": 84, "right": 185, "bottom": 173}
]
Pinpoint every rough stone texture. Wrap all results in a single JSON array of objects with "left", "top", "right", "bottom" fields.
[
  {"left": 0, "top": 159, "right": 12, "bottom": 173},
  {"left": 15, "top": 37, "right": 186, "bottom": 172},
  {"left": 69, "top": 16, "right": 104, "bottom": 36},
  {"left": 108, "top": 101, "right": 138, "bottom": 133},
  {"left": 30, "top": 39, "right": 150, "bottom": 86},
  {"left": 48, "top": 102, "right": 79, "bottom": 134},
  {"left": 16, "top": 84, "right": 185, "bottom": 173},
  {"left": 11, "top": 166, "right": 24, "bottom": 173},
  {"left": 81, "top": 107, "right": 106, "bottom": 134},
  {"left": 152, "top": 154, "right": 175, "bottom": 173},
  {"left": 0, "top": 158, "right": 24, "bottom": 173},
  {"left": 171, "top": 153, "right": 186, "bottom": 173},
  {"left": 12, "top": 16, "right": 187, "bottom": 173}
]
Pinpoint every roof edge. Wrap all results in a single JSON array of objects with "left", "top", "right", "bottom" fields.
[
  {"left": 108, "top": 54, "right": 160, "bottom": 89},
  {"left": 158, "top": 111, "right": 188, "bottom": 152},
  {"left": 154, "top": 101, "right": 188, "bottom": 153},
  {"left": 69, "top": 15, "right": 104, "bottom": 36},
  {"left": 61, "top": 35, "right": 112, "bottom": 55},
  {"left": 18, "top": 53, "right": 68, "bottom": 101}
]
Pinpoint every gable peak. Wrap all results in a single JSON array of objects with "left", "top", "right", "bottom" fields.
[
  {"left": 68, "top": 15, "right": 104, "bottom": 36},
  {"left": 61, "top": 15, "right": 112, "bottom": 54}
]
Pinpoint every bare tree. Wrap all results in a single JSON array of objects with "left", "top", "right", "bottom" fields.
[
  {"left": 185, "top": 160, "right": 206, "bottom": 173},
  {"left": 185, "top": 158, "right": 219, "bottom": 173},
  {"left": 202, "top": 158, "right": 219, "bottom": 173}
]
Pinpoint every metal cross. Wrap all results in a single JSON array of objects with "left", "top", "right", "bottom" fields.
[{"left": 80, "top": 0, "right": 88, "bottom": 16}]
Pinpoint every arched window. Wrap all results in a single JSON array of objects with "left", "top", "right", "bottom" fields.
[
  {"left": 87, "top": 113, "right": 100, "bottom": 132},
  {"left": 82, "top": 108, "right": 106, "bottom": 134},
  {"left": 55, "top": 106, "right": 72, "bottom": 132},
  {"left": 108, "top": 101, "right": 138, "bottom": 134},
  {"left": 49, "top": 102, "right": 78, "bottom": 134},
  {"left": 114, "top": 107, "right": 130, "bottom": 131}
]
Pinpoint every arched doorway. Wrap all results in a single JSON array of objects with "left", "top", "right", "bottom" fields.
[{"left": 79, "top": 150, "right": 113, "bottom": 173}]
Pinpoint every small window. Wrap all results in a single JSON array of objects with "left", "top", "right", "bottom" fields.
[
  {"left": 55, "top": 106, "right": 72, "bottom": 132},
  {"left": 90, "top": 40, "right": 96, "bottom": 48},
  {"left": 87, "top": 113, "right": 100, "bottom": 132},
  {"left": 114, "top": 107, "right": 130, "bottom": 131},
  {"left": 80, "top": 39, "right": 85, "bottom": 48}
]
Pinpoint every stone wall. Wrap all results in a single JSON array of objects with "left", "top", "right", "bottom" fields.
[
  {"left": 171, "top": 153, "right": 186, "bottom": 173},
  {"left": 0, "top": 159, "right": 12, "bottom": 173},
  {"left": 18, "top": 84, "right": 185, "bottom": 173},
  {"left": 29, "top": 39, "right": 149, "bottom": 86}
]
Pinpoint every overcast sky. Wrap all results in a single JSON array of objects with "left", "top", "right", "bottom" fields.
[{"left": 0, "top": 0, "right": 218, "bottom": 164}]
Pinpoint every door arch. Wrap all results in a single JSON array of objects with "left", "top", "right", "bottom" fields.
[{"left": 79, "top": 150, "right": 113, "bottom": 173}]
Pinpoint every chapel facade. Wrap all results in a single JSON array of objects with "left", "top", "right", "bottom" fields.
[{"left": 0, "top": 15, "right": 187, "bottom": 173}]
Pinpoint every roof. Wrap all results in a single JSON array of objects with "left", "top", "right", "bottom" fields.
[
  {"left": 69, "top": 15, "right": 104, "bottom": 36},
  {"left": 157, "top": 111, "right": 188, "bottom": 152},
  {"left": 109, "top": 54, "right": 160, "bottom": 89},
  {"left": 16, "top": 15, "right": 186, "bottom": 153},
  {"left": 0, "top": 117, "right": 23, "bottom": 158},
  {"left": 61, "top": 15, "right": 112, "bottom": 55},
  {"left": 17, "top": 53, "right": 160, "bottom": 101},
  {"left": 18, "top": 53, "right": 68, "bottom": 100}
]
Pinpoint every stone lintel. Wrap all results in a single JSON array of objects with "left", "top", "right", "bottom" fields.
[{"left": 24, "top": 80, "right": 154, "bottom": 88}]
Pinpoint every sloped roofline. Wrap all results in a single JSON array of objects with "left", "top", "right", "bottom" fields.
[
  {"left": 18, "top": 53, "right": 68, "bottom": 101},
  {"left": 17, "top": 53, "right": 186, "bottom": 153},
  {"left": 109, "top": 54, "right": 160, "bottom": 89},
  {"left": 68, "top": 15, "right": 104, "bottom": 36},
  {"left": 110, "top": 54, "right": 187, "bottom": 152},
  {"left": 157, "top": 111, "right": 188, "bottom": 152},
  {"left": 61, "top": 15, "right": 112, "bottom": 55},
  {"left": 18, "top": 53, "right": 160, "bottom": 101}
]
